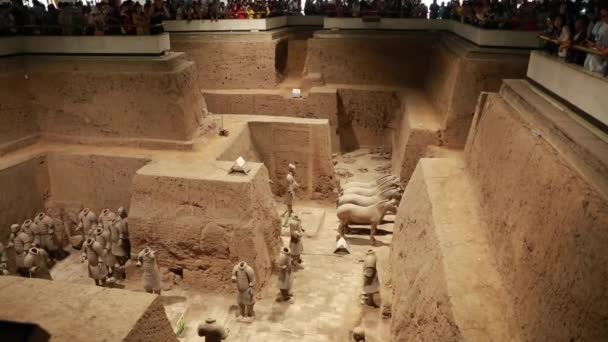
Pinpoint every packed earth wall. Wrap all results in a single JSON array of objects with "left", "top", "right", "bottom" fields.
[
  {"left": 128, "top": 161, "right": 281, "bottom": 293},
  {"left": 465, "top": 89, "right": 608, "bottom": 341},
  {"left": 304, "top": 31, "right": 436, "bottom": 86},
  {"left": 424, "top": 37, "right": 529, "bottom": 147},
  {"left": 0, "top": 155, "right": 49, "bottom": 240},
  {"left": 171, "top": 33, "right": 286, "bottom": 89},
  {"left": 248, "top": 118, "right": 336, "bottom": 199},
  {"left": 0, "top": 277, "right": 177, "bottom": 342},
  {"left": 0, "top": 59, "right": 38, "bottom": 154}
]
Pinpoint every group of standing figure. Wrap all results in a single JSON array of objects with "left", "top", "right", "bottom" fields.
[
  {"left": 78, "top": 207, "right": 131, "bottom": 286},
  {"left": 0, "top": 206, "right": 162, "bottom": 296},
  {"left": 78, "top": 207, "right": 162, "bottom": 294},
  {"left": 1, "top": 212, "right": 68, "bottom": 280}
]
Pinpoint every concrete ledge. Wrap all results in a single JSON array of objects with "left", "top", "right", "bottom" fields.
[
  {"left": 323, "top": 18, "right": 541, "bottom": 48},
  {"left": 526, "top": 51, "right": 608, "bottom": 127},
  {"left": 0, "top": 34, "right": 171, "bottom": 56},
  {"left": 287, "top": 15, "right": 324, "bottom": 26},
  {"left": 165, "top": 16, "right": 287, "bottom": 32}
]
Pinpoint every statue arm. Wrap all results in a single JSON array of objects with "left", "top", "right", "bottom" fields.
[{"left": 247, "top": 267, "right": 255, "bottom": 287}]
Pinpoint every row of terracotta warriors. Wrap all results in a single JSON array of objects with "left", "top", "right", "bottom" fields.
[
  {"left": 0, "top": 207, "right": 161, "bottom": 295},
  {"left": 1, "top": 212, "right": 68, "bottom": 279}
]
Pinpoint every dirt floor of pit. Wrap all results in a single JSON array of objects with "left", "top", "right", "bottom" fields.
[{"left": 48, "top": 148, "right": 393, "bottom": 342}]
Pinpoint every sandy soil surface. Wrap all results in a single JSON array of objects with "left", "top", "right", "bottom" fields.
[{"left": 47, "top": 148, "right": 392, "bottom": 342}]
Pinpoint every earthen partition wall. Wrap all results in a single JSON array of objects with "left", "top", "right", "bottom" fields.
[
  {"left": 0, "top": 277, "right": 177, "bottom": 342},
  {"left": 424, "top": 35, "right": 529, "bottom": 147},
  {"left": 464, "top": 82, "right": 608, "bottom": 340},
  {"left": 0, "top": 58, "right": 38, "bottom": 153},
  {"left": 128, "top": 160, "right": 281, "bottom": 293},
  {"left": 248, "top": 119, "right": 335, "bottom": 198},
  {"left": 170, "top": 32, "right": 288, "bottom": 89},
  {"left": 304, "top": 31, "right": 436, "bottom": 86},
  {"left": 0, "top": 155, "right": 49, "bottom": 241},
  {"left": 0, "top": 53, "right": 207, "bottom": 152}
]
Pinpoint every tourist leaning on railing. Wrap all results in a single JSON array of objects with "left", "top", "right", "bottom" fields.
[{"left": 539, "top": 7, "right": 608, "bottom": 76}]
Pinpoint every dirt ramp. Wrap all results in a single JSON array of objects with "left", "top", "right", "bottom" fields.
[
  {"left": 0, "top": 277, "right": 177, "bottom": 342},
  {"left": 129, "top": 160, "right": 281, "bottom": 292}
]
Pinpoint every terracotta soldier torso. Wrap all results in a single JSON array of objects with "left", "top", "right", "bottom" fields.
[
  {"left": 82, "top": 238, "right": 108, "bottom": 282},
  {"left": 277, "top": 247, "right": 293, "bottom": 291},
  {"left": 137, "top": 248, "right": 161, "bottom": 293},
  {"left": 363, "top": 250, "right": 379, "bottom": 295},
  {"left": 232, "top": 262, "right": 255, "bottom": 305},
  {"left": 34, "top": 212, "right": 60, "bottom": 253},
  {"left": 78, "top": 208, "right": 97, "bottom": 238},
  {"left": 197, "top": 318, "right": 228, "bottom": 342},
  {"left": 23, "top": 247, "right": 52, "bottom": 280},
  {"left": 289, "top": 216, "right": 304, "bottom": 257}
]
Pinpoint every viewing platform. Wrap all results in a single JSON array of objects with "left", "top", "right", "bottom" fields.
[
  {"left": 0, "top": 33, "right": 170, "bottom": 56},
  {"left": 165, "top": 16, "right": 540, "bottom": 48},
  {"left": 526, "top": 51, "right": 608, "bottom": 128}
]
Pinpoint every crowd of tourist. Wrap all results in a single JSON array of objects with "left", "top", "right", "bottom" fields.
[
  {"left": 0, "top": 0, "right": 607, "bottom": 73},
  {"left": 541, "top": 6, "right": 608, "bottom": 73},
  {"left": 1, "top": 0, "right": 607, "bottom": 35},
  {"left": 0, "top": 0, "right": 170, "bottom": 35}
]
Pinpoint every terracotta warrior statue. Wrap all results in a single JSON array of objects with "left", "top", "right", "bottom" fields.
[
  {"left": 7, "top": 223, "right": 22, "bottom": 274},
  {"left": 110, "top": 217, "right": 128, "bottom": 277},
  {"left": 99, "top": 208, "right": 117, "bottom": 231},
  {"left": 0, "top": 241, "right": 9, "bottom": 275},
  {"left": 136, "top": 247, "right": 161, "bottom": 295},
  {"left": 34, "top": 212, "right": 65, "bottom": 260},
  {"left": 281, "top": 163, "right": 299, "bottom": 225},
  {"left": 231, "top": 261, "right": 256, "bottom": 322},
  {"left": 117, "top": 206, "right": 131, "bottom": 259},
  {"left": 197, "top": 318, "right": 229, "bottom": 342},
  {"left": 288, "top": 215, "right": 305, "bottom": 269},
  {"left": 277, "top": 247, "right": 294, "bottom": 303},
  {"left": 93, "top": 226, "right": 121, "bottom": 283},
  {"left": 352, "top": 326, "right": 366, "bottom": 341},
  {"left": 23, "top": 247, "right": 52, "bottom": 280},
  {"left": 362, "top": 249, "right": 379, "bottom": 307},
  {"left": 14, "top": 221, "right": 35, "bottom": 277},
  {"left": 81, "top": 237, "right": 108, "bottom": 286},
  {"left": 77, "top": 208, "right": 98, "bottom": 239}
]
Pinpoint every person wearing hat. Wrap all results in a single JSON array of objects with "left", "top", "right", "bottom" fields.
[
  {"left": 197, "top": 318, "right": 228, "bottom": 342},
  {"left": 281, "top": 163, "right": 300, "bottom": 226}
]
